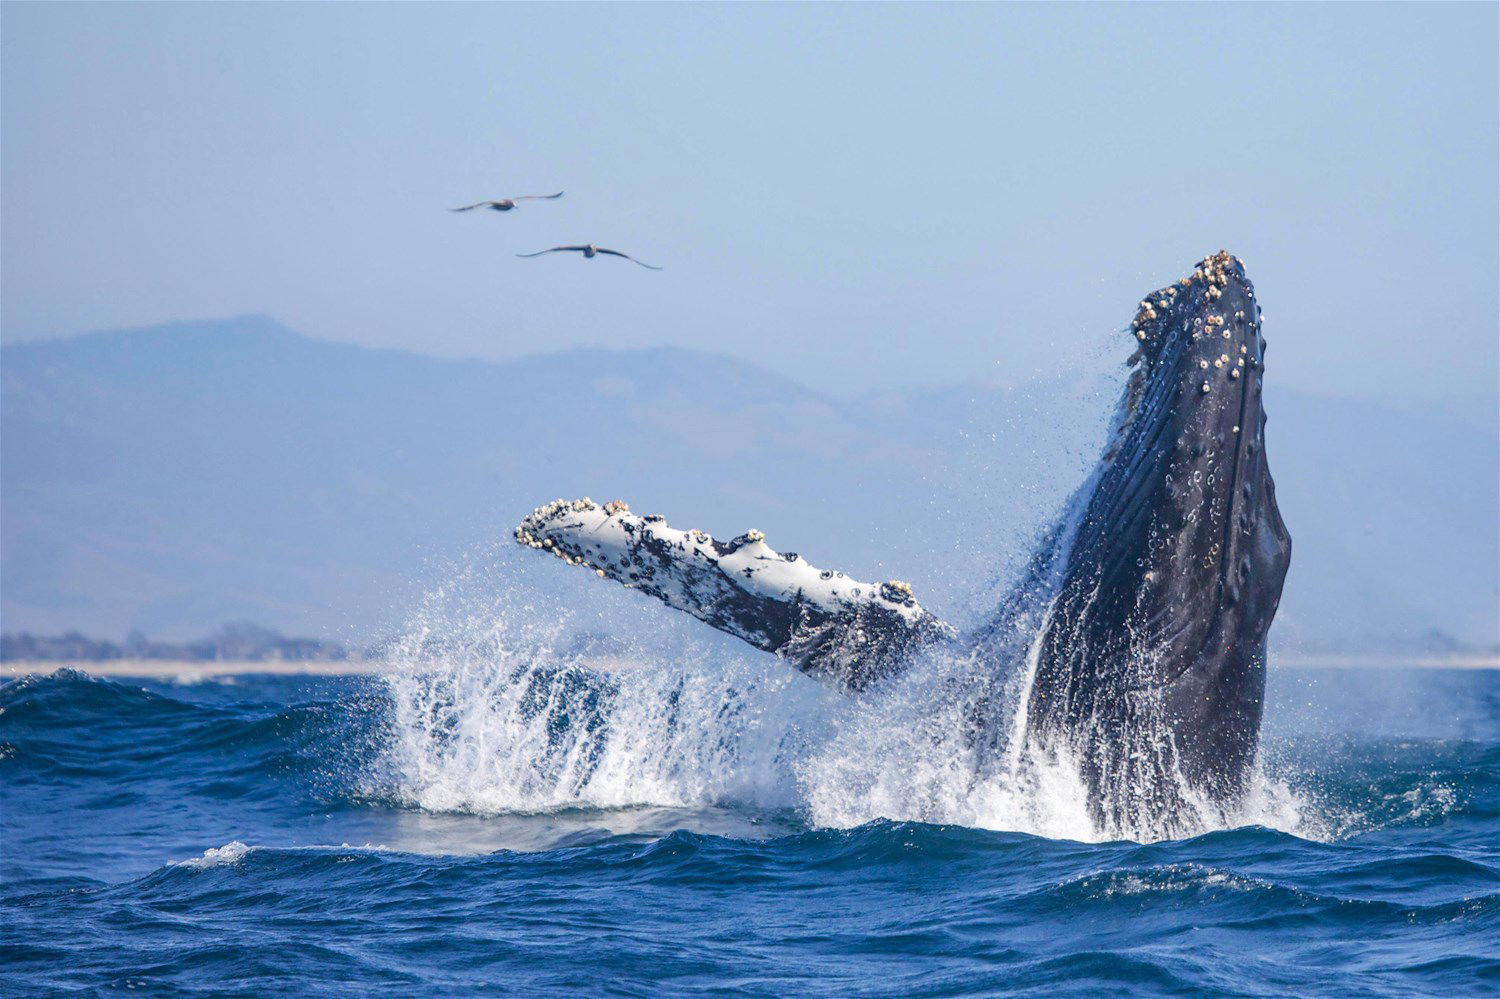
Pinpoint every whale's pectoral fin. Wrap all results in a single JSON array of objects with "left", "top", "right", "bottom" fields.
[{"left": 516, "top": 498, "right": 955, "bottom": 690}]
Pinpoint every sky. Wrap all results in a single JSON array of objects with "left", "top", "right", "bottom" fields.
[{"left": 3, "top": 2, "right": 1497, "bottom": 410}]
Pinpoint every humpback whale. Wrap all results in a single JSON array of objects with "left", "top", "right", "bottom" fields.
[{"left": 514, "top": 252, "right": 1290, "bottom": 834}]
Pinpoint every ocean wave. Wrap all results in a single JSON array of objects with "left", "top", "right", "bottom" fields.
[
  {"left": 6, "top": 794, "right": 1496, "bottom": 997},
  {"left": 4, "top": 665, "right": 1490, "bottom": 848},
  {"left": 0, "top": 669, "right": 383, "bottom": 805}
]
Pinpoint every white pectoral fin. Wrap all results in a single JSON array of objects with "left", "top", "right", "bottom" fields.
[{"left": 515, "top": 498, "right": 954, "bottom": 690}]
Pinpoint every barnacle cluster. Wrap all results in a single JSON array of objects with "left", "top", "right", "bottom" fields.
[
  {"left": 514, "top": 497, "right": 607, "bottom": 570},
  {"left": 1195, "top": 249, "right": 1234, "bottom": 290},
  {"left": 722, "top": 527, "right": 768, "bottom": 554},
  {"left": 880, "top": 579, "right": 916, "bottom": 606}
]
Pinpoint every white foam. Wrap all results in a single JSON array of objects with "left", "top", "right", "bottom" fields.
[
  {"left": 382, "top": 589, "right": 843, "bottom": 817},
  {"left": 178, "top": 840, "right": 253, "bottom": 869},
  {"left": 377, "top": 570, "right": 1318, "bottom": 844}
]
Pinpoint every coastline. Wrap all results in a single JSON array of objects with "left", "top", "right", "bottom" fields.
[
  {"left": 1271, "top": 653, "right": 1500, "bottom": 671},
  {"left": 2, "top": 659, "right": 398, "bottom": 680},
  {"left": 4, "top": 653, "right": 1497, "bottom": 682}
]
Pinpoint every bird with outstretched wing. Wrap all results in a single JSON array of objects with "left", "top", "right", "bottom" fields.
[
  {"left": 517, "top": 244, "right": 662, "bottom": 270},
  {"left": 449, "top": 192, "right": 564, "bottom": 212}
]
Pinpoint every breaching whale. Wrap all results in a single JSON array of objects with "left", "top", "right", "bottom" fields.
[{"left": 514, "top": 251, "right": 1291, "bottom": 834}]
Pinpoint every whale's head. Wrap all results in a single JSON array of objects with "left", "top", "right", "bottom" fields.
[{"left": 1026, "top": 251, "right": 1291, "bottom": 834}]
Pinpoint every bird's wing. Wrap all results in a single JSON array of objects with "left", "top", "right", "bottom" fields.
[
  {"left": 596, "top": 248, "right": 663, "bottom": 270},
  {"left": 513, "top": 191, "right": 564, "bottom": 201},
  {"left": 449, "top": 202, "right": 497, "bottom": 211},
  {"left": 517, "top": 246, "right": 586, "bottom": 258}
]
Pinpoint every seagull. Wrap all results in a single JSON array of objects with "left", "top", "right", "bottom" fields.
[
  {"left": 517, "top": 245, "right": 663, "bottom": 270},
  {"left": 449, "top": 192, "right": 564, "bottom": 212}
]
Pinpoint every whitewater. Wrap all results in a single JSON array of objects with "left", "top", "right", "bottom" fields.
[
  {"left": 379, "top": 566, "right": 1308, "bottom": 844},
  {"left": 4, "top": 571, "right": 1496, "bottom": 996}
]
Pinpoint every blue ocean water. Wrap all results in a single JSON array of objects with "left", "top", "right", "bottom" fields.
[{"left": 2, "top": 665, "right": 1496, "bottom": 997}]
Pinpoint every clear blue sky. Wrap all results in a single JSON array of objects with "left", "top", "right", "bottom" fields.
[{"left": 3, "top": 2, "right": 1496, "bottom": 408}]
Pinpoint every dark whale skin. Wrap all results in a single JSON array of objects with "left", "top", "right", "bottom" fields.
[{"left": 1023, "top": 252, "right": 1291, "bottom": 831}]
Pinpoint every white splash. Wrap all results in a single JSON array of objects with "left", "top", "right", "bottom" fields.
[
  {"left": 382, "top": 576, "right": 844, "bottom": 816},
  {"left": 378, "top": 554, "right": 1313, "bottom": 844},
  {"left": 796, "top": 657, "right": 1099, "bottom": 839}
]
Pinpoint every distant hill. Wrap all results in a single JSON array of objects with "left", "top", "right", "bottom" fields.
[
  {"left": 3, "top": 316, "right": 1496, "bottom": 653},
  {"left": 0, "top": 621, "right": 355, "bottom": 664}
]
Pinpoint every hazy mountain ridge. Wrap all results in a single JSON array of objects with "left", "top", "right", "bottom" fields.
[
  {"left": 0, "top": 620, "right": 357, "bottom": 664},
  {"left": 3, "top": 317, "right": 1496, "bottom": 653}
]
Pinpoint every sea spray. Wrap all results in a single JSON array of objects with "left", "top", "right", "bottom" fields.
[
  {"left": 381, "top": 564, "right": 839, "bottom": 815},
  {"left": 375, "top": 549, "right": 1315, "bottom": 843},
  {"left": 372, "top": 319, "right": 1309, "bottom": 844},
  {"left": 796, "top": 649, "right": 1098, "bottom": 840}
]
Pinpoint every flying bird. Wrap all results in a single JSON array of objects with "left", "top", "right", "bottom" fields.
[
  {"left": 517, "top": 245, "right": 663, "bottom": 270},
  {"left": 449, "top": 192, "right": 564, "bottom": 212}
]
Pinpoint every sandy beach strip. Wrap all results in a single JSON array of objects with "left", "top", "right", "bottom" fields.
[
  {"left": 2, "top": 659, "right": 398, "bottom": 681},
  {"left": 4, "top": 653, "right": 1496, "bottom": 682},
  {"left": 1271, "top": 653, "right": 1499, "bottom": 671},
  {"left": 1, "top": 655, "right": 663, "bottom": 681}
]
